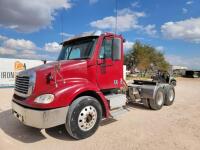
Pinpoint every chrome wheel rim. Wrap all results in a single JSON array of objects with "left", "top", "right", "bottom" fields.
[
  {"left": 157, "top": 91, "right": 164, "bottom": 106},
  {"left": 168, "top": 89, "right": 174, "bottom": 102},
  {"left": 78, "top": 105, "right": 97, "bottom": 131}
]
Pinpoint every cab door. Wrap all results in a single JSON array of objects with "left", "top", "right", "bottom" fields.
[{"left": 96, "top": 36, "right": 123, "bottom": 90}]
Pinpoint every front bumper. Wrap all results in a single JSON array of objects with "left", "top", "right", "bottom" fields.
[{"left": 12, "top": 101, "right": 68, "bottom": 129}]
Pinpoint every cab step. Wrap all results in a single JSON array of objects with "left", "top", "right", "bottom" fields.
[{"left": 105, "top": 94, "right": 126, "bottom": 109}]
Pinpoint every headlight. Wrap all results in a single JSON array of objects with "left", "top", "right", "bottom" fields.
[{"left": 34, "top": 94, "right": 54, "bottom": 104}]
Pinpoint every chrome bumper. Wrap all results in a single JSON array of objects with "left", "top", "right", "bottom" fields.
[{"left": 12, "top": 101, "right": 68, "bottom": 129}]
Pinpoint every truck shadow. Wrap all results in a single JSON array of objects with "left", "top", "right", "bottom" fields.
[
  {"left": 0, "top": 104, "right": 150, "bottom": 143},
  {"left": 0, "top": 109, "right": 74, "bottom": 143},
  {"left": 100, "top": 118, "right": 117, "bottom": 126},
  {"left": 45, "top": 125, "right": 75, "bottom": 141},
  {"left": 127, "top": 103, "right": 151, "bottom": 111},
  {"left": 0, "top": 109, "right": 45, "bottom": 143}
]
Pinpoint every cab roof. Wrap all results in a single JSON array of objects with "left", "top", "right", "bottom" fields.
[
  {"left": 60, "top": 31, "right": 102, "bottom": 45},
  {"left": 60, "top": 31, "right": 122, "bottom": 45}
]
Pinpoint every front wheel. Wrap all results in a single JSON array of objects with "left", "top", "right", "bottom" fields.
[{"left": 65, "top": 96, "right": 102, "bottom": 139}]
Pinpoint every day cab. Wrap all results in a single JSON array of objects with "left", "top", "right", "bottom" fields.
[{"left": 12, "top": 32, "right": 125, "bottom": 139}]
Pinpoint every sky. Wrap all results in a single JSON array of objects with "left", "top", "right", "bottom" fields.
[{"left": 0, "top": 0, "right": 200, "bottom": 69}]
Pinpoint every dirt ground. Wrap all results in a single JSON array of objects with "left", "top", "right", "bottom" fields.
[{"left": 0, "top": 78, "right": 200, "bottom": 150}]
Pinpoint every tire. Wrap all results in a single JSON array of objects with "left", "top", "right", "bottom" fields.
[
  {"left": 170, "top": 80, "right": 176, "bottom": 86},
  {"left": 149, "top": 87, "right": 165, "bottom": 110},
  {"left": 65, "top": 96, "right": 102, "bottom": 140},
  {"left": 164, "top": 86, "right": 175, "bottom": 106},
  {"left": 142, "top": 98, "right": 150, "bottom": 109}
]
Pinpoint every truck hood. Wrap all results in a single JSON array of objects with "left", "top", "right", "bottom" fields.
[
  {"left": 31, "top": 60, "right": 88, "bottom": 95},
  {"left": 34, "top": 59, "right": 86, "bottom": 72},
  {"left": 13, "top": 59, "right": 90, "bottom": 108}
]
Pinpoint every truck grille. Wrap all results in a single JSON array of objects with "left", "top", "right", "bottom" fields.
[{"left": 15, "top": 76, "right": 30, "bottom": 95}]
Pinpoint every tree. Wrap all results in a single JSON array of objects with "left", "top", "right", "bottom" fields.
[{"left": 124, "top": 41, "right": 169, "bottom": 75}]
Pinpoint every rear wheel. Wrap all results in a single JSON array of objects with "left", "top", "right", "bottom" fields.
[
  {"left": 149, "top": 87, "right": 165, "bottom": 110},
  {"left": 142, "top": 98, "right": 150, "bottom": 109},
  {"left": 164, "top": 86, "right": 175, "bottom": 106},
  {"left": 170, "top": 80, "right": 176, "bottom": 86},
  {"left": 65, "top": 96, "right": 102, "bottom": 139}
]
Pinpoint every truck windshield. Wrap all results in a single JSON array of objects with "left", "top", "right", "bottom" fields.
[{"left": 58, "top": 37, "right": 97, "bottom": 60}]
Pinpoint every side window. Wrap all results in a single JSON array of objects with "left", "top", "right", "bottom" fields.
[
  {"left": 99, "top": 37, "right": 121, "bottom": 60},
  {"left": 99, "top": 38, "right": 112, "bottom": 59},
  {"left": 68, "top": 48, "right": 80, "bottom": 59},
  {"left": 113, "top": 38, "right": 121, "bottom": 60}
]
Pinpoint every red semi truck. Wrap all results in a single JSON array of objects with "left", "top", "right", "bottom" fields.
[{"left": 12, "top": 32, "right": 175, "bottom": 139}]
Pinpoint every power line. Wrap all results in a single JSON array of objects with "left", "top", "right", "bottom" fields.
[
  {"left": 60, "top": 11, "right": 64, "bottom": 42},
  {"left": 115, "top": 0, "right": 118, "bottom": 34}
]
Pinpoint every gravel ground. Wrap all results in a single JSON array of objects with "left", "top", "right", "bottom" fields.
[{"left": 0, "top": 78, "right": 200, "bottom": 150}]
